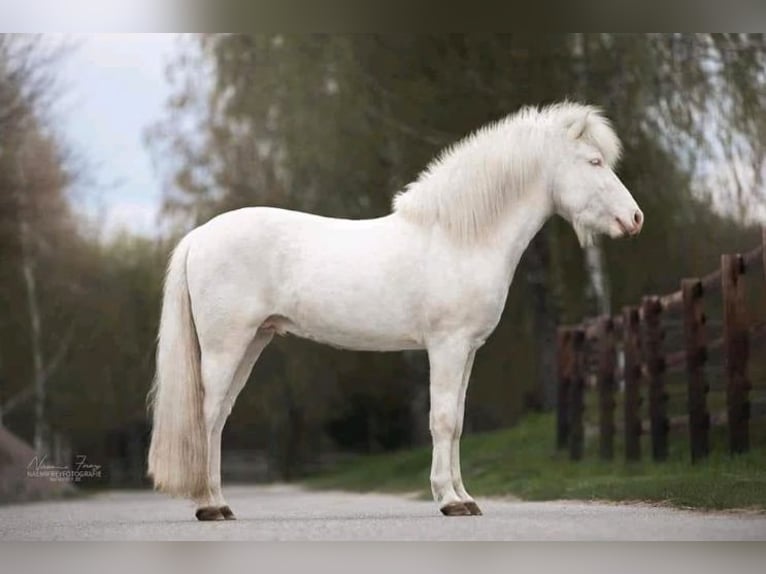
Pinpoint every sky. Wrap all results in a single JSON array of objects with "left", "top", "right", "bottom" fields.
[
  {"left": 53, "top": 34, "right": 180, "bottom": 236},
  {"left": 0, "top": 1, "right": 172, "bottom": 32}
]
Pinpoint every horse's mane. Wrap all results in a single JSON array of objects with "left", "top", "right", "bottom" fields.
[{"left": 392, "top": 102, "right": 622, "bottom": 243}]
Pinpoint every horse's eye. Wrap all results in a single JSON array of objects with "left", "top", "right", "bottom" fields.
[{"left": 589, "top": 158, "right": 603, "bottom": 167}]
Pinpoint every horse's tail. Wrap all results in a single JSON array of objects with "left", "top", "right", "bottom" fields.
[{"left": 147, "top": 234, "right": 208, "bottom": 499}]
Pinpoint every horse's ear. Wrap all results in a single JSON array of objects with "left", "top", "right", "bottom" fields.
[{"left": 567, "top": 112, "right": 590, "bottom": 140}]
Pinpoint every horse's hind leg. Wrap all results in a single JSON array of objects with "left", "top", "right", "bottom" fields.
[
  {"left": 214, "top": 330, "right": 273, "bottom": 520},
  {"left": 195, "top": 329, "right": 273, "bottom": 521}
]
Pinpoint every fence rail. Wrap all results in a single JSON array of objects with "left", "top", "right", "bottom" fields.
[{"left": 556, "top": 228, "right": 766, "bottom": 462}]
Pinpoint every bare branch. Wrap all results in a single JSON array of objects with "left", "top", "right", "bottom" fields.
[
  {"left": 41, "top": 322, "right": 75, "bottom": 384},
  {"left": 1, "top": 386, "right": 34, "bottom": 418}
]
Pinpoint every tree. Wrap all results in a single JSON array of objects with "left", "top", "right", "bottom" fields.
[{"left": 0, "top": 36, "right": 75, "bottom": 458}]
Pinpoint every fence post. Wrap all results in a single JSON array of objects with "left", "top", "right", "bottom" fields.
[
  {"left": 568, "top": 327, "right": 586, "bottom": 461},
  {"left": 722, "top": 254, "right": 750, "bottom": 454},
  {"left": 622, "top": 306, "right": 642, "bottom": 461},
  {"left": 682, "top": 278, "right": 709, "bottom": 463},
  {"left": 597, "top": 316, "right": 616, "bottom": 460},
  {"left": 556, "top": 327, "right": 572, "bottom": 451},
  {"left": 642, "top": 296, "right": 668, "bottom": 461}
]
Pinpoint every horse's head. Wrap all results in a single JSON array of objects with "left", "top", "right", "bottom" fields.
[{"left": 549, "top": 106, "right": 643, "bottom": 247}]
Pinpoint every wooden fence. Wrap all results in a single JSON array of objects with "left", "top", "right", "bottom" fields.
[{"left": 556, "top": 229, "right": 766, "bottom": 462}]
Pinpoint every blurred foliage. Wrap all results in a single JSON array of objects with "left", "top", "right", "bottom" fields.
[
  {"left": 1, "top": 35, "right": 766, "bottom": 487},
  {"left": 0, "top": 36, "right": 164, "bottom": 485}
]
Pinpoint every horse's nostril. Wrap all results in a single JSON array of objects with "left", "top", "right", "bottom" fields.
[{"left": 634, "top": 211, "right": 643, "bottom": 226}]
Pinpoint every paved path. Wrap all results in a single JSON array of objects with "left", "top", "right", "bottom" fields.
[{"left": 1, "top": 485, "right": 765, "bottom": 540}]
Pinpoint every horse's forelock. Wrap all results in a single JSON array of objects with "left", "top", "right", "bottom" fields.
[{"left": 552, "top": 103, "right": 622, "bottom": 167}]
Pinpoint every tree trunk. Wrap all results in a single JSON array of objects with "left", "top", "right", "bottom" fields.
[
  {"left": 21, "top": 230, "right": 47, "bottom": 454},
  {"left": 584, "top": 237, "right": 612, "bottom": 315},
  {"left": 573, "top": 33, "right": 613, "bottom": 317},
  {"left": 16, "top": 149, "right": 48, "bottom": 455}
]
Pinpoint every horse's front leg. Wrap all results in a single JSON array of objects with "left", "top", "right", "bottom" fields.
[
  {"left": 451, "top": 349, "right": 482, "bottom": 515},
  {"left": 427, "top": 338, "right": 475, "bottom": 517}
]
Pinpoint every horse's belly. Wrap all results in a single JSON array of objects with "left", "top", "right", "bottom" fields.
[
  {"left": 294, "top": 328, "right": 423, "bottom": 352},
  {"left": 265, "top": 313, "right": 423, "bottom": 352}
]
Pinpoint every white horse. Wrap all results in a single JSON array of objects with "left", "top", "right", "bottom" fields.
[{"left": 148, "top": 102, "right": 643, "bottom": 520}]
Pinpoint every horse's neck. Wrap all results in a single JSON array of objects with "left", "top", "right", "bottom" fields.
[{"left": 494, "top": 182, "right": 554, "bottom": 281}]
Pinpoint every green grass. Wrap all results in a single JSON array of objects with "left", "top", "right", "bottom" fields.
[{"left": 306, "top": 414, "right": 766, "bottom": 511}]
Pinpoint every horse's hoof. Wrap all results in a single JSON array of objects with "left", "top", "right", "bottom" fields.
[
  {"left": 219, "top": 505, "right": 236, "bottom": 520},
  {"left": 440, "top": 501, "right": 471, "bottom": 516},
  {"left": 464, "top": 501, "right": 483, "bottom": 516},
  {"left": 195, "top": 506, "right": 225, "bottom": 521}
]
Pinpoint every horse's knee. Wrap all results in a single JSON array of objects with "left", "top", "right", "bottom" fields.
[{"left": 430, "top": 409, "right": 457, "bottom": 438}]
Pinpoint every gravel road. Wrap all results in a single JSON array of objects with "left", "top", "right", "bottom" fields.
[{"left": 1, "top": 484, "right": 765, "bottom": 541}]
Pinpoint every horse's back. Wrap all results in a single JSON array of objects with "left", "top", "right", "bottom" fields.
[{"left": 184, "top": 206, "right": 431, "bottom": 350}]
